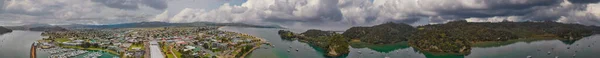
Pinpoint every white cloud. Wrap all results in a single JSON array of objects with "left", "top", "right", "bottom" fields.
[
  {"left": 150, "top": 10, "right": 169, "bottom": 21},
  {"left": 3, "top": 0, "right": 600, "bottom": 28},
  {"left": 0, "top": 0, "right": 163, "bottom": 25}
]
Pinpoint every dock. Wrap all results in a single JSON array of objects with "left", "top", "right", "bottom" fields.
[{"left": 30, "top": 43, "right": 36, "bottom": 58}]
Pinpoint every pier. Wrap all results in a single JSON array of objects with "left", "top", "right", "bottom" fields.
[{"left": 30, "top": 43, "right": 36, "bottom": 58}]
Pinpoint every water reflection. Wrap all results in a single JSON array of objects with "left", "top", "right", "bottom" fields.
[
  {"left": 0, "top": 31, "right": 45, "bottom": 58},
  {"left": 219, "top": 27, "right": 600, "bottom": 58}
]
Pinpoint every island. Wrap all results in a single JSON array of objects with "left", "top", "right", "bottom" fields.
[
  {"left": 35, "top": 26, "right": 268, "bottom": 58},
  {"left": 342, "top": 22, "right": 416, "bottom": 44},
  {"left": 279, "top": 20, "right": 600, "bottom": 56},
  {"left": 278, "top": 30, "right": 349, "bottom": 57},
  {"left": 409, "top": 20, "right": 600, "bottom": 55},
  {"left": 0, "top": 26, "right": 12, "bottom": 34}
]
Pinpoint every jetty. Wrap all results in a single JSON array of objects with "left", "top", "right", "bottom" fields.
[{"left": 30, "top": 43, "right": 36, "bottom": 58}]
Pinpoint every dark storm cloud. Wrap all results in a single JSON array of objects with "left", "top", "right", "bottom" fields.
[
  {"left": 92, "top": 0, "right": 140, "bottom": 10},
  {"left": 142, "top": 0, "right": 168, "bottom": 10},
  {"left": 392, "top": 17, "right": 420, "bottom": 24},
  {"left": 568, "top": 0, "right": 600, "bottom": 4},
  {"left": 433, "top": 0, "right": 563, "bottom": 19},
  {"left": 164, "top": 0, "right": 600, "bottom": 28},
  {"left": 92, "top": 0, "right": 168, "bottom": 10},
  {"left": 262, "top": 0, "right": 343, "bottom": 23}
]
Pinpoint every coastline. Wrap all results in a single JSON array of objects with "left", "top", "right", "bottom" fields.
[
  {"left": 218, "top": 26, "right": 269, "bottom": 58},
  {"left": 239, "top": 42, "right": 262, "bottom": 58}
]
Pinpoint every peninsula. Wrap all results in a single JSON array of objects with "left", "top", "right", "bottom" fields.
[{"left": 279, "top": 20, "right": 600, "bottom": 56}]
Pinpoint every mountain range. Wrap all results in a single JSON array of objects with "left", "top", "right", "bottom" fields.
[{"left": 4, "top": 22, "right": 283, "bottom": 31}]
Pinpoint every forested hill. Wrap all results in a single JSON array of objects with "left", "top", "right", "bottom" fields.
[
  {"left": 409, "top": 20, "right": 600, "bottom": 55},
  {"left": 280, "top": 21, "right": 600, "bottom": 55},
  {"left": 342, "top": 22, "right": 416, "bottom": 44},
  {"left": 0, "top": 26, "right": 12, "bottom": 34}
]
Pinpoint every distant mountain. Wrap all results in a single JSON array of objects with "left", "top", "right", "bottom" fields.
[
  {"left": 60, "top": 21, "right": 284, "bottom": 29},
  {"left": 3, "top": 23, "right": 68, "bottom": 31},
  {"left": 29, "top": 26, "right": 68, "bottom": 31},
  {"left": 342, "top": 22, "right": 416, "bottom": 44},
  {"left": 5, "top": 22, "right": 283, "bottom": 31},
  {"left": 0, "top": 26, "right": 12, "bottom": 34}
]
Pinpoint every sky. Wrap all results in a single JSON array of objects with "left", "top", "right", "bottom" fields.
[{"left": 1, "top": 0, "right": 600, "bottom": 30}]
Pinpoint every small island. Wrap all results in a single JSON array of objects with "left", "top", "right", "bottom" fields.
[
  {"left": 278, "top": 30, "right": 349, "bottom": 57},
  {"left": 279, "top": 20, "right": 600, "bottom": 56}
]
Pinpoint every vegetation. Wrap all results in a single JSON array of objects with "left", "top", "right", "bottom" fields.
[
  {"left": 278, "top": 30, "right": 349, "bottom": 57},
  {"left": 0, "top": 26, "right": 12, "bottom": 34},
  {"left": 342, "top": 22, "right": 416, "bottom": 44},
  {"left": 408, "top": 20, "right": 600, "bottom": 55},
  {"left": 280, "top": 20, "right": 600, "bottom": 56}
]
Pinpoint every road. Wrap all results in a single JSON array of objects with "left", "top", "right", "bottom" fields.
[
  {"left": 169, "top": 43, "right": 178, "bottom": 58},
  {"left": 149, "top": 41, "right": 165, "bottom": 58}
]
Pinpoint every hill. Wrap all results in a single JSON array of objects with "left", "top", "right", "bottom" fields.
[
  {"left": 4, "top": 24, "right": 68, "bottom": 32},
  {"left": 280, "top": 21, "right": 600, "bottom": 56},
  {"left": 342, "top": 22, "right": 416, "bottom": 44},
  {"left": 278, "top": 30, "right": 349, "bottom": 57},
  {"left": 61, "top": 22, "right": 284, "bottom": 29},
  {"left": 0, "top": 26, "right": 12, "bottom": 34},
  {"left": 408, "top": 20, "right": 600, "bottom": 55}
]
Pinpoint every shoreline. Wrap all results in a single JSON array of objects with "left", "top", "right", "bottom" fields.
[
  {"left": 239, "top": 43, "right": 262, "bottom": 58},
  {"left": 218, "top": 26, "right": 269, "bottom": 58}
]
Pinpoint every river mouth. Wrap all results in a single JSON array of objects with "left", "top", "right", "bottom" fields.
[{"left": 219, "top": 27, "right": 600, "bottom": 58}]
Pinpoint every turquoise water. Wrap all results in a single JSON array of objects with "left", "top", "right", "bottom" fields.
[{"left": 219, "top": 27, "right": 600, "bottom": 58}]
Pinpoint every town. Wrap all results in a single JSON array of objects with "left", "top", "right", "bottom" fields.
[{"left": 33, "top": 26, "right": 268, "bottom": 58}]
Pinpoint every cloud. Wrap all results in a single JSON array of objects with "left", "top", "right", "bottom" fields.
[
  {"left": 150, "top": 10, "right": 169, "bottom": 21},
  {"left": 3, "top": 0, "right": 600, "bottom": 28},
  {"left": 567, "top": 0, "right": 600, "bottom": 4},
  {"left": 168, "top": 0, "right": 600, "bottom": 28},
  {"left": 169, "top": 0, "right": 344, "bottom": 25},
  {"left": 0, "top": 0, "right": 162, "bottom": 26},
  {"left": 91, "top": 0, "right": 168, "bottom": 10}
]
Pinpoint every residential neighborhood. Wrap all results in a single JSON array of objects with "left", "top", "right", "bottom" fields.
[{"left": 34, "top": 26, "right": 268, "bottom": 58}]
